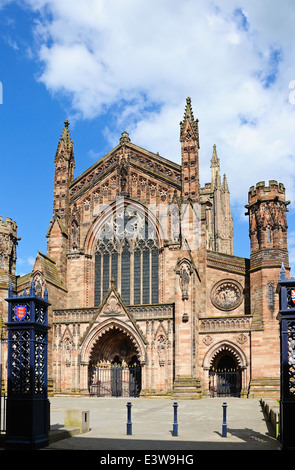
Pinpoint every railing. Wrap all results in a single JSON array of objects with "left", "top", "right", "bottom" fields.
[
  {"left": 209, "top": 370, "right": 241, "bottom": 397},
  {"left": 89, "top": 365, "right": 141, "bottom": 398}
]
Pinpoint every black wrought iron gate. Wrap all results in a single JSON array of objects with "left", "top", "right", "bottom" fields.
[
  {"left": 89, "top": 364, "right": 141, "bottom": 397},
  {"left": 209, "top": 369, "right": 240, "bottom": 397}
]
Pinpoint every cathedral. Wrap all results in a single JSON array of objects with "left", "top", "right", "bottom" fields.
[{"left": 0, "top": 98, "right": 290, "bottom": 398}]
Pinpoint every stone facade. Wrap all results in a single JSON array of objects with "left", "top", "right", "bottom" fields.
[{"left": 1, "top": 98, "right": 290, "bottom": 398}]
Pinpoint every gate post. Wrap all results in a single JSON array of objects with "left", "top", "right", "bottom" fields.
[
  {"left": 277, "top": 265, "right": 295, "bottom": 450},
  {"left": 5, "top": 281, "right": 51, "bottom": 449}
]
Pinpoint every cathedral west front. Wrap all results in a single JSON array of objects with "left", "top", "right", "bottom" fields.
[{"left": 0, "top": 98, "right": 290, "bottom": 398}]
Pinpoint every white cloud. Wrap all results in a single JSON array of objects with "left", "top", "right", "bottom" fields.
[
  {"left": 8, "top": 0, "right": 295, "bottom": 217},
  {"left": 17, "top": 256, "right": 35, "bottom": 266},
  {"left": 16, "top": 256, "right": 35, "bottom": 276}
]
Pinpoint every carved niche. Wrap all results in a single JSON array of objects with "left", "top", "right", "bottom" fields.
[
  {"left": 70, "top": 203, "right": 80, "bottom": 250},
  {"left": 211, "top": 279, "right": 243, "bottom": 311},
  {"left": 175, "top": 259, "right": 193, "bottom": 301},
  {"left": 32, "top": 271, "right": 45, "bottom": 298}
]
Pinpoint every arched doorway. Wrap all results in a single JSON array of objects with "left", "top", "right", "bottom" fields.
[
  {"left": 88, "top": 327, "right": 142, "bottom": 397},
  {"left": 209, "top": 351, "right": 241, "bottom": 397}
]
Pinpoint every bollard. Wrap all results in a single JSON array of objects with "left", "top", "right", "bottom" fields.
[
  {"left": 126, "top": 402, "right": 132, "bottom": 435},
  {"left": 172, "top": 402, "right": 178, "bottom": 437},
  {"left": 222, "top": 402, "right": 227, "bottom": 438}
]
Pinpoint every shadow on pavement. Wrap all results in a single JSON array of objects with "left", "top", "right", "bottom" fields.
[{"left": 45, "top": 426, "right": 279, "bottom": 451}]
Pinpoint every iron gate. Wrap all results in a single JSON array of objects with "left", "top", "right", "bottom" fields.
[
  {"left": 209, "top": 369, "right": 240, "bottom": 397},
  {"left": 89, "top": 364, "right": 141, "bottom": 397}
]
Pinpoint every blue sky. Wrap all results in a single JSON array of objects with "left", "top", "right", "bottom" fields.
[{"left": 1, "top": 0, "right": 295, "bottom": 276}]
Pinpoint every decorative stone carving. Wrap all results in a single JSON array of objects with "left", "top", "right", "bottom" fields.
[
  {"left": 64, "top": 338, "right": 72, "bottom": 367},
  {"left": 237, "top": 333, "right": 247, "bottom": 345},
  {"left": 182, "top": 312, "right": 189, "bottom": 323},
  {"left": 179, "top": 265, "right": 190, "bottom": 300},
  {"left": 157, "top": 335, "right": 166, "bottom": 366},
  {"left": 211, "top": 279, "right": 243, "bottom": 311},
  {"left": 33, "top": 272, "right": 44, "bottom": 297},
  {"left": 203, "top": 335, "right": 213, "bottom": 346},
  {"left": 70, "top": 203, "right": 80, "bottom": 250},
  {"left": 104, "top": 294, "right": 122, "bottom": 316}
]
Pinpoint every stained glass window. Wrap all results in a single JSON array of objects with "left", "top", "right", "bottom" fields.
[
  {"left": 134, "top": 249, "right": 141, "bottom": 304},
  {"left": 94, "top": 207, "right": 159, "bottom": 305},
  {"left": 94, "top": 253, "right": 101, "bottom": 306},
  {"left": 151, "top": 248, "right": 159, "bottom": 303},
  {"left": 111, "top": 251, "right": 118, "bottom": 287},
  {"left": 102, "top": 253, "right": 109, "bottom": 299},
  {"left": 121, "top": 243, "right": 130, "bottom": 304},
  {"left": 142, "top": 249, "right": 150, "bottom": 304}
]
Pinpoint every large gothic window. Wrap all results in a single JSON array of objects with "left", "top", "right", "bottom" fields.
[{"left": 94, "top": 206, "right": 159, "bottom": 306}]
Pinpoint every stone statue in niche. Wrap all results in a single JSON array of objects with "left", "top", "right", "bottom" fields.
[
  {"left": 119, "top": 157, "right": 129, "bottom": 194},
  {"left": 64, "top": 338, "right": 72, "bottom": 367},
  {"left": 71, "top": 221, "right": 79, "bottom": 250},
  {"left": 71, "top": 203, "right": 80, "bottom": 250},
  {"left": 35, "top": 279, "right": 42, "bottom": 297},
  {"left": 120, "top": 167, "right": 127, "bottom": 191},
  {"left": 32, "top": 272, "right": 45, "bottom": 297},
  {"left": 180, "top": 265, "right": 190, "bottom": 300},
  {"left": 157, "top": 335, "right": 166, "bottom": 366}
]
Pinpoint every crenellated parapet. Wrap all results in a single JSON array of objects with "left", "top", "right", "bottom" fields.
[
  {"left": 248, "top": 180, "right": 287, "bottom": 205},
  {"left": 245, "top": 180, "right": 289, "bottom": 266},
  {"left": 0, "top": 216, "right": 18, "bottom": 236}
]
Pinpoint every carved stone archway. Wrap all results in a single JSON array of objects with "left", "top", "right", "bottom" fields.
[
  {"left": 79, "top": 317, "right": 147, "bottom": 396},
  {"left": 202, "top": 340, "right": 248, "bottom": 397},
  {"left": 203, "top": 340, "right": 248, "bottom": 370},
  {"left": 89, "top": 324, "right": 141, "bottom": 366},
  {"left": 85, "top": 322, "right": 144, "bottom": 397}
]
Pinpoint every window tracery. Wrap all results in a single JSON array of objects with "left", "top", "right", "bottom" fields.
[{"left": 94, "top": 207, "right": 159, "bottom": 306}]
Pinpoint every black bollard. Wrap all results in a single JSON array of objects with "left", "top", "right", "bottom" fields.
[
  {"left": 126, "top": 402, "right": 132, "bottom": 435},
  {"left": 172, "top": 402, "right": 178, "bottom": 436},
  {"left": 222, "top": 402, "right": 227, "bottom": 438}
]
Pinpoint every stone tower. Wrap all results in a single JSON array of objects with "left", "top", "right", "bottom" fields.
[
  {"left": 0, "top": 217, "right": 19, "bottom": 325},
  {"left": 46, "top": 120, "right": 75, "bottom": 283},
  {"left": 52, "top": 120, "right": 75, "bottom": 226},
  {"left": 246, "top": 180, "right": 290, "bottom": 396}
]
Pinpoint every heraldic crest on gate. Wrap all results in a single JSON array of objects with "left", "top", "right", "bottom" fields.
[{"left": 79, "top": 283, "right": 147, "bottom": 397}]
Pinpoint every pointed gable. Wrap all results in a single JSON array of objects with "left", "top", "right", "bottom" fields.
[
  {"left": 69, "top": 131, "right": 181, "bottom": 207},
  {"left": 79, "top": 282, "right": 147, "bottom": 349},
  {"left": 33, "top": 251, "right": 65, "bottom": 290}
]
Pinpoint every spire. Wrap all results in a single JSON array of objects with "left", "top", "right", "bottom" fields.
[
  {"left": 55, "top": 120, "right": 75, "bottom": 164},
  {"left": 279, "top": 262, "right": 286, "bottom": 280},
  {"left": 180, "top": 97, "right": 199, "bottom": 147},
  {"left": 211, "top": 144, "right": 221, "bottom": 190},
  {"left": 210, "top": 144, "right": 219, "bottom": 168},
  {"left": 52, "top": 119, "right": 75, "bottom": 225},
  {"left": 180, "top": 97, "right": 200, "bottom": 202},
  {"left": 222, "top": 174, "right": 229, "bottom": 192}
]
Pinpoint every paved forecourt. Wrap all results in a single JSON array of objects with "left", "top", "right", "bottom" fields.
[{"left": 46, "top": 396, "right": 279, "bottom": 451}]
